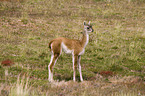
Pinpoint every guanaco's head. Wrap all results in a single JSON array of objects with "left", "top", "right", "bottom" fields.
[{"left": 83, "top": 21, "right": 94, "bottom": 33}]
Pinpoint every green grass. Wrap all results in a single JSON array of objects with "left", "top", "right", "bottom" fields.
[{"left": 0, "top": 0, "right": 145, "bottom": 95}]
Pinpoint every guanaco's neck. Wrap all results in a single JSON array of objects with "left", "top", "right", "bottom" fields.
[{"left": 80, "top": 31, "right": 89, "bottom": 48}]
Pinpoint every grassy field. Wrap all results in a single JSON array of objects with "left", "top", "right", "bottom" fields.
[{"left": 0, "top": 0, "right": 145, "bottom": 95}]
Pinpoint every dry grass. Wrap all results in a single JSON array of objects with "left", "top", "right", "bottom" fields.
[{"left": 0, "top": 75, "right": 144, "bottom": 96}]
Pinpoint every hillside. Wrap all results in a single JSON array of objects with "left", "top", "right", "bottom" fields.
[{"left": 0, "top": 0, "right": 145, "bottom": 95}]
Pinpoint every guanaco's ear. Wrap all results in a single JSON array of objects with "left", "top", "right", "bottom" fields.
[
  {"left": 88, "top": 21, "right": 91, "bottom": 25},
  {"left": 83, "top": 21, "right": 86, "bottom": 25}
]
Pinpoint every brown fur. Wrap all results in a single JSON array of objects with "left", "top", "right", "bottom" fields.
[{"left": 49, "top": 33, "right": 87, "bottom": 55}]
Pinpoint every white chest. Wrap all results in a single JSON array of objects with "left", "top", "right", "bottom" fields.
[{"left": 61, "top": 42, "right": 73, "bottom": 54}]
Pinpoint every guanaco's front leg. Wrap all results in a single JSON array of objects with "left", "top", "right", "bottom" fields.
[
  {"left": 72, "top": 54, "right": 78, "bottom": 82},
  {"left": 78, "top": 55, "right": 83, "bottom": 81}
]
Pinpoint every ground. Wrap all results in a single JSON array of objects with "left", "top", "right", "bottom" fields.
[{"left": 0, "top": 0, "right": 145, "bottom": 96}]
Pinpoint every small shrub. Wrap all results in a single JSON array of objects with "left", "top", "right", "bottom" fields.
[
  {"left": 1, "top": 59, "right": 14, "bottom": 66},
  {"left": 100, "top": 71, "right": 113, "bottom": 77}
]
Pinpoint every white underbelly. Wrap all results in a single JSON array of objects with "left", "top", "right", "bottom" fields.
[{"left": 61, "top": 42, "right": 73, "bottom": 54}]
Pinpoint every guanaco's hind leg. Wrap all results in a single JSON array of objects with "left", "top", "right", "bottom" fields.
[{"left": 48, "top": 41, "right": 61, "bottom": 82}]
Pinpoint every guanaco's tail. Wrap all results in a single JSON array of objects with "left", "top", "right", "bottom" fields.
[{"left": 48, "top": 40, "right": 54, "bottom": 49}]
